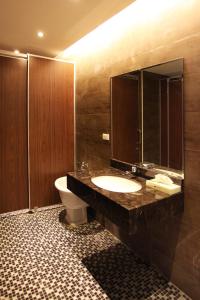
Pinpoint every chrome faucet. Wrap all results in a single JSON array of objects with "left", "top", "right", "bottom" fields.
[{"left": 131, "top": 165, "right": 137, "bottom": 173}]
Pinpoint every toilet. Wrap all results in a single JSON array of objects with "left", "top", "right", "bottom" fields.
[{"left": 55, "top": 176, "right": 88, "bottom": 225}]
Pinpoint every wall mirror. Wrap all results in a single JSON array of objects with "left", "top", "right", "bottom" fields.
[{"left": 111, "top": 59, "right": 184, "bottom": 171}]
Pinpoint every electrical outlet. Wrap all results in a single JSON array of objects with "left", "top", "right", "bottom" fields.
[{"left": 102, "top": 133, "right": 110, "bottom": 141}]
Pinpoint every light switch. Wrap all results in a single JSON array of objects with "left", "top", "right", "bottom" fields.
[{"left": 102, "top": 133, "right": 110, "bottom": 141}]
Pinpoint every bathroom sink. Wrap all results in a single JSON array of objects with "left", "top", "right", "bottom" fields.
[{"left": 91, "top": 176, "right": 142, "bottom": 193}]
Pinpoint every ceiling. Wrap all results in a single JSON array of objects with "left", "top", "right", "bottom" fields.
[{"left": 0, "top": 0, "right": 134, "bottom": 57}]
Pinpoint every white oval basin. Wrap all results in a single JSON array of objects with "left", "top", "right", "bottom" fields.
[{"left": 91, "top": 176, "right": 142, "bottom": 193}]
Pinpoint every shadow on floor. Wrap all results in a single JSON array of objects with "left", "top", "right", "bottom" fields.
[
  {"left": 58, "top": 209, "right": 104, "bottom": 236},
  {"left": 82, "top": 243, "right": 171, "bottom": 300}
]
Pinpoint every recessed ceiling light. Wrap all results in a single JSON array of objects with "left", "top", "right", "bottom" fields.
[
  {"left": 14, "top": 49, "right": 20, "bottom": 55},
  {"left": 37, "top": 31, "right": 44, "bottom": 38}
]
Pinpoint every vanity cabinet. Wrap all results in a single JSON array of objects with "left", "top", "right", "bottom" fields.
[{"left": 67, "top": 168, "right": 184, "bottom": 235}]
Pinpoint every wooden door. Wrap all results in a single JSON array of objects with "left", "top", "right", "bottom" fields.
[
  {"left": 160, "top": 79, "right": 168, "bottom": 167},
  {"left": 112, "top": 76, "right": 140, "bottom": 164},
  {"left": 143, "top": 71, "right": 160, "bottom": 165},
  {"left": 0, "top": 56, "right": 28, "bottom": 213},
  {"left": 169, "top": 79, "right": 183, "bottom": 170},
  {"left": 29, "top": 56, "right": 74, "bottom": 208}
]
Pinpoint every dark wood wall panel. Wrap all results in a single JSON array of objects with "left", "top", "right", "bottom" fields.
[
  {"left": 143, "top": 72, "right": 160, "bottom": 164},
  {"left": 112, "top": 76, "right": 139, "bottom": 164},
  {"left": 169, "top": 79, "right": 183, "bottom": 170},
  {"left": 160, "top": 80, "right": 168, "bottom": 167},
  {"left": 0, "top": 56, "right": 28, "bottom": 213},
  {"left": 29, "top": 56, "right": 74, "bottom": 208}
]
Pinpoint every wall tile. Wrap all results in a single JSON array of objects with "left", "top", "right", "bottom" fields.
[
  {"left": 185, "top": 112, "right": 200, "bottom": 150},
  {"left": 75, "top": 1, "right": 200, "bottom": 298}
]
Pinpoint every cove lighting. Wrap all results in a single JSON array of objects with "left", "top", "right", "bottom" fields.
[{"left": 58, "top": 0, "right": 192, "bottom": 60}]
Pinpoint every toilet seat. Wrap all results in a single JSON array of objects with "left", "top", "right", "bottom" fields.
[{"left": 55, "top": 176, "right": 70, "bottom": 193}]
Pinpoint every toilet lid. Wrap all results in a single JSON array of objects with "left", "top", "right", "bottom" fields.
[{"left": 55, "top": 176, "right": 68, "bottom": 192}]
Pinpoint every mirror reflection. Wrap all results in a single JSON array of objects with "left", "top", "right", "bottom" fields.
[{"left": 111, "top": 59, "right": 183, "bottom": 171}]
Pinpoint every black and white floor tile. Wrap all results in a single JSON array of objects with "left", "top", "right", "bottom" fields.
[{"left": 0, "top": 206, "right": 191, "bottom": 300}]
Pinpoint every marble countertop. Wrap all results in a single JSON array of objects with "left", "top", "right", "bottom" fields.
[{"left": 67, "top": 167, "right": 182, "bottom": 212}]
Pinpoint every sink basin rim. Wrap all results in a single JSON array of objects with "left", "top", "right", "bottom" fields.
[{"left": 91, "top": 175, "right": 142, "bottom": 193}]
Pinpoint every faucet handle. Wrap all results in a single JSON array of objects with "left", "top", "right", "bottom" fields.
[
  {"left": 124, "top": 170, "right": 131, "bottom": 175},
  {"left": 81, "top": 161, "right": 89, "bottom": 171},
  {"left": 131, "top": 165, "right": 137, "bottom": 173},
  {"left": 76, "top": 161, "right": 89, "bottom": 172}
]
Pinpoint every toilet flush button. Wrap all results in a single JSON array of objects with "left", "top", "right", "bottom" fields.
[{"left": 102, "top": 133, "right": 110, "bottom": 141}]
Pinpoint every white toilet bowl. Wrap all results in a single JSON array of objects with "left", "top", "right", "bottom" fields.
[{"left": 55, "top": 176, "right": 88, "bottom": 225}]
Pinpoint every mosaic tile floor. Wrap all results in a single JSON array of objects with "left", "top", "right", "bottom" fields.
[{"left": 0, "top": 206, "right": 191, "bottom": 300}]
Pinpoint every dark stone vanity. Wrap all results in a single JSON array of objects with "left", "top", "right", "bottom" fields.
[{"left": 67, "top": 167, "right": 183, "bottom": 235}]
